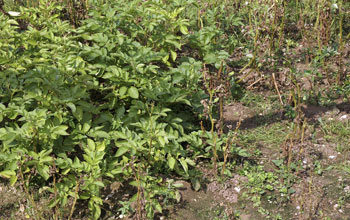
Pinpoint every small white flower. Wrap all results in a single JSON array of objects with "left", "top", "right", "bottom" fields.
[
  {"left": 332, "top": 3, "right": 338, "bottom": 9},
  {"left": 234, "top": 187, "right": 241, "bottom": 193},
  {"left": 246, "top": 53, "right": 253, "bottom": 58},
  {"left": 296, "top": 206, "right": 300, "bottom": 210},
  {"left": 8, "top": 11, "right": 21, "bottom": 17},
  {"left": 340, "top": 115, "right": 348, "bottom": 120},
  {"left": 329, "top": 155, "right": 336, "bottom": 159}
]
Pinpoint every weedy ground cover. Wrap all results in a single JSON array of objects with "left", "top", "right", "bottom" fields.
[{"left": 0, "top": 0, "right": 350, "bottom": 219}]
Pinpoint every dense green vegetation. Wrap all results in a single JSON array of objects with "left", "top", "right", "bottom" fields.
[{"left": 0, "top": 0, "right": 350, "bottom": 219}]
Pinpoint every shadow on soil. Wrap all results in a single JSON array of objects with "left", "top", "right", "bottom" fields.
[{"left": 223, "top": 102, "right": 350, "bottom": 131}]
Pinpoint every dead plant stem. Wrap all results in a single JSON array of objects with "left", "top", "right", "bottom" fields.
[
  {"left": 68, "top": 176, "right": 81, "bottom": 220},
  {"left": 272, "top": 73, "right": 284, "bottom": 105}
]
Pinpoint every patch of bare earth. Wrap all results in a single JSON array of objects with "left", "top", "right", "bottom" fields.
[
  {"left": 169, "top": 180, "right": 223, "bottom": 220},
  {"left": 170, "top": 100, "right": 350, "bottom": 219}
]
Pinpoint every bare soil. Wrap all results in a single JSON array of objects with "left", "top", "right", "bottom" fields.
[{"left": 169, "top": 101, "right": 350, "bottom": 220}]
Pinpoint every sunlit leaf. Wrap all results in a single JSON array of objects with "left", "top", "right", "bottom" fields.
[
  {"left": 180, "top": 158, "right": 188, "bottom": 174},
  {"left": 115, "top": 146, "right": 129, "bottom": 157},
  {"left": 168, "top": 157, "right": 176, "bottom": 170},
  {"left": 128, "top": 87, "right": 139, "bottom": 99},
  {"left": 87, "top": 139, "right": 96, "bottom": 151},
  {"left": 52, "top": 125, "right": 69, "bottom": 136},
  {"left": 0, "top": 170, "right": 15, "bottom": 178}
]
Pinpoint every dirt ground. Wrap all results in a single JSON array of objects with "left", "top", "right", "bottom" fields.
[{"left": 168, "top": 99, "right": 350, "bottom": 220}]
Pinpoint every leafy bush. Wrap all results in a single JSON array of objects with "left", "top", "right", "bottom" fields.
[{"left": 0, "top": 0, "right": 243, "bottom": 219}]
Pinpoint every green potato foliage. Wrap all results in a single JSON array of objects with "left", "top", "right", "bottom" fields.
[{"left": 0, "top": 0, "right": 244, "bottom": 219}]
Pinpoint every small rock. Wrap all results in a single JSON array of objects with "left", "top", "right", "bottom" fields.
[
  {"left": 20, "top": 204, "right": 25, "bottom": 212},
  {"left": 339, "top": 114, "right": 349, "bottom": 121},
  {"left": 334, "top": 204, "right": 339, "bottom": 210}
]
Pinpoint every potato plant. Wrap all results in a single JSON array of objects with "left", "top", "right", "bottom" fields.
[{"left": 0, "top": 0, "right": 240, "bottom": 219}]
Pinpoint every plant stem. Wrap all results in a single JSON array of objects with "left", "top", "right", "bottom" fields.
[
  {"left": 337, "top": 0, "right": 344, "bottom": 84},
  {"left": 208, "top": 91, "right": 218, "bottom": 175},
  {"left": 237, "top": 29, "right": 260, "bottom": 83},
  {"left": 19, "top": 166, "right": 42, "bottom": 220},
  {"left": 218, "top": 61, "right": 224, "bottom": 136},
  {"left": 277, "top": 0, "right": 286, "bottom": 50},
  {"left": 68, "top": 176, "right": 81, "bottom": 220}
]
